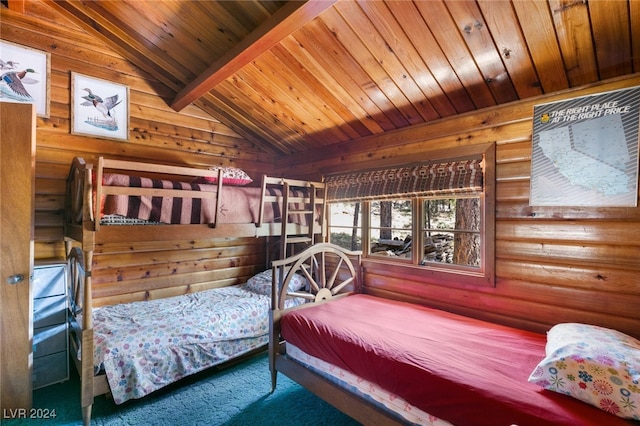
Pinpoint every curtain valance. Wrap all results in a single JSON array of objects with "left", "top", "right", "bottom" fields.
[{"left": 325, "top": 158, "right": 483, "bottom": 202}]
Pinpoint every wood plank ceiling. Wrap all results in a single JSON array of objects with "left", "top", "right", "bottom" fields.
[{"left": 42, "top": 0, "right": 640, "bottom": 159}]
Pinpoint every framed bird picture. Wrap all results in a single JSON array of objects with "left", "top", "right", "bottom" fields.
[
  {"left": 0, "top": 40, "right": 50, "bottom": 118},
  {"left": 71, "top": 72, "right": 129, "bottom": 141}
]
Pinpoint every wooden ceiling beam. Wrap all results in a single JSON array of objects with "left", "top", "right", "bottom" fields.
[
  {"left": 6, "top": 0, "right": 25, "bottom": 13},
  {"left": 170, "top": 0, "right": 337, "bottom": 112}
]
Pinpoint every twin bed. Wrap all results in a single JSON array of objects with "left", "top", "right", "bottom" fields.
[
  {"left": 67, "top": 248, "right": 304, "bottom": 404},
  {"left": 268, "top": 243, "right": 640, "bottom": 426}
]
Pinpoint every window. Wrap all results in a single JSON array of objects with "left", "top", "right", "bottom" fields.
[
  {"left": 370, "top": 199, "right": 412, "bottom": 259},
  {"left": 326, "top": 144, "right": 495, "bottom": 287},
  {"left": 328, "top": 201, "right": 362, "bottom": 251},
  {"left": 421, "top": 197, "right": 480, "bottom": 267}
]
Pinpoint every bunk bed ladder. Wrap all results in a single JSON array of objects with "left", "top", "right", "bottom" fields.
[
  {"left": 259, "top": 175, "right": 326, "bottom": 261},
  {"left": 279, "top": 180, "right": 308, "bottom": 259}
]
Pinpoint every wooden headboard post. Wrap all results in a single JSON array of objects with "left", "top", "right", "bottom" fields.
[
  {"left": 268, "top": 243, "right": 362, "bottom": 391},
  {"left": 65, "top": 245, "right": 96, "bottom": 425}
]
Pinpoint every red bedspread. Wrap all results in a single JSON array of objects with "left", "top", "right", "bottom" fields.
[{"left": 280, "top": 294, "right": 632, "bottom": 426}]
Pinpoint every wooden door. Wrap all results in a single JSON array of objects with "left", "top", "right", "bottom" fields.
[{"left": 1, "top": 102, "right": 36, "bottom": 412}]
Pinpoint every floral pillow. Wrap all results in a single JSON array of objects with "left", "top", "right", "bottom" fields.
[
  {"left": 193, "top": 166, "right": 253, "bottom": 186},
  {"left": 244, "top": 269, "right": 306, "bottom": 296},
  {"left": 528, "top": 323, "right": 640, "bottom": 420}
]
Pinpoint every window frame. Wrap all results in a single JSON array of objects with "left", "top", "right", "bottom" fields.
[{"left": 326, "top": 143, "right": 495, "bottom": 287}]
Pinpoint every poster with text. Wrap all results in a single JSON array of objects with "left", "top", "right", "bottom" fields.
[{"left": 530, "top": 86, "right": 640, "bottom": 207}]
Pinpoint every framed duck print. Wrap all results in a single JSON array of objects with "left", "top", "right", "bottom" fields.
[
  {"left": 0, "top": 40, "right": 50, "bottom": 117},
  {"left": 71, "top": 72, "right": 129, "bottom": 141}
]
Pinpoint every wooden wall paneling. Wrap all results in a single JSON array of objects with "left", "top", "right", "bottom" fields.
[
  {"left": 91, "top": 265, "right": 255, "bottom": 302},
  {"left": 496, "top": 239, "right": 640, "bottom": 270},
  {"left": 496, "top": 201, "right": 640, "bottom": 221},
  {"left": 97, "top": 237, "right": 263, "bottom": 260},
  {"left": 92, "top": 255, "right": 266, "bottom": 284},
  {"left": 496, "top": 160, "right": 531, "bottom": 182},
  {"left": 91, "top": 250, "right": 265, "bottom": 284},
  {"left": 496, "top": 180, "right": 530, "bottom": 202},
  {"left": 87, "top": 236, "right": 267, "bottom": 306},
  {"left": 362, "top": 269, "right": 561, "bottom": 331},
  {"left": 92, "top": 237, "right": 257, "bottom": 255},
  {"left": 496, "top": 140, "right": 532, "bottom": 163},
  {"left": 276, "top": 119, "right": 532, "bottom": 177},
  {"left": 91, "top": 276, "right": 244, "bottom": 308},
  {"left": 496, "top": 260, "right": 640, "bottom": 299},
  {"left": 366, "top": 282, "right": 552, "bottom": 333},
  {"left": 497, "top": 221, "right": 640, "bottom": 246},
  {"left": 290, "top": 120, "right": 530, "bottom": 178},
  {"left": 364, "top": 268, "right": 639, "bottom": 338}
]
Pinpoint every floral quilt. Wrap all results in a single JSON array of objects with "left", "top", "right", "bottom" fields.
[{"left": 92, "top": 285, "right": 291, "bottom": 404}]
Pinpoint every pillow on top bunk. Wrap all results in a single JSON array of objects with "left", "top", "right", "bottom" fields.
[
  {"left": 528, "top": 323, "right": 640, "bottom": 420},
  {"left": 193, "top": 166, "right": 253, "bottom": 186},
  {"left": 244, "top": 269, "right": 306, "bottom": 296}
]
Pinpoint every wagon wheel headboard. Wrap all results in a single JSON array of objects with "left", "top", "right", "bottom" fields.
[{"left": 271, "top": 242, "right": 362, "bottom": 311}]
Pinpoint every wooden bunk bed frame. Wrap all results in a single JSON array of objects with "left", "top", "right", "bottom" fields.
[
  {"left": 63, "top": 156, "right": 327, "bottom": 425},
  {"left": 64, "top": 156, "right": 326, "bottom": 246}
]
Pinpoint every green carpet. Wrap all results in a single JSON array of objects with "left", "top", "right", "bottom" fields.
[{"left": 4, "top": 352, "right": 360, "bottom": 425}]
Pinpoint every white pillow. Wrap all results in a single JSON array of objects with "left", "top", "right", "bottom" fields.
[
  {"left": 244, "top": 269, "right": 306, "bottom": 296},
  {"left": 528, "top": 323, "right": 640, "bottom": 420}
]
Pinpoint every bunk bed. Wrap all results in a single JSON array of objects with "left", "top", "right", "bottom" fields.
[
  {"left": 268, "top": 243, "right": 639, "bottom": 426},
  {"left": 65, "top": 156, "right": 325, "bottom": 248},
  {"left": 63, "top": 156, "right": 326, "bottom": 425}
]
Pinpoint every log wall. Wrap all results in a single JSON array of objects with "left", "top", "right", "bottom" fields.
[{"left": 276, "top": 75, "right": 640, "bottom": 339}]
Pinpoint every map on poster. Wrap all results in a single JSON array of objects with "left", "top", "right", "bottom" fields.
[{"left": 530, "top": 86, "right": 640, "bottom": 207}]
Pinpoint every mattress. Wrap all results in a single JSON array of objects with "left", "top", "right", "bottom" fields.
[
  {"left": 91, "top": 285, "right": 300, "bottom": 404},
  {"left": 286, "top": 343, "right": 451, "bottom": 426},
  {"left": 100, "top": 172, "right": 312, "bottom": 225},
  {"left": 280, "top": 294, "right": 630, "bottom": 426}
]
